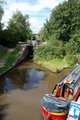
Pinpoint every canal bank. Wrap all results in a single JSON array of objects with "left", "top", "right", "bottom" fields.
[
  {"left": 0, "top": 43, "right": 34, "bottom": 77},
  {"left": 0, "top": 60, "right": 72, "bottom": 120}
]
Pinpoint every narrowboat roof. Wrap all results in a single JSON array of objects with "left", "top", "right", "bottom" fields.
[{"left": 57, "top": 65, "right": 80, "bottom": 90}]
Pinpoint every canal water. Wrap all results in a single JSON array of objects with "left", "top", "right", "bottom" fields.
[{"left": 0, "top": 61, "right": 72, "bottom": 120}]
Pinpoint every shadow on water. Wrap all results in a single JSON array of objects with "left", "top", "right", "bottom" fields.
[
  {"left": 0, "top": 104, "right": 8, "bottom": 120},
  {"left": 0, "top": 61, "right": 73, "bottom": 120},
  {"left": 0, "top": 67, "right": 45, "bottom": 93}
]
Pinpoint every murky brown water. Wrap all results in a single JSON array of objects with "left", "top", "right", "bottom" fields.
[{"left": 0, "top": 61, "right": 72, "bottom": 120}]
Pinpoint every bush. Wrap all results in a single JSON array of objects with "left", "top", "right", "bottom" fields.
[
  {"left": 66, "top": 31, "right": 80, "bottom": 55},
  {"left": 0, "top": 48, "right": 8, "bottom": 59},
  {"left": 0, "top": 48, "right": 19, "bottom": 73},
  {"left": 34, "top": 40, "right": 66, "bottom": 61},
  {"left": 65, "top": 54, "right": 77, "bottom": 66}
]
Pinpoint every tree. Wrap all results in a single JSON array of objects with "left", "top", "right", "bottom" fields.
[
  {"left": 39, "top": 0, "right": 80, "bottom": 43},
  {"left": 7, "top": 11, "right": 32, "bottom": 47},
  {"left": 66, "top": 30, "right": 80, "bottom": 54},
  {"left": 35, "top": 0, "right": 80, "bottom": 62},
  {"left": 0, "top": 0, "right": 4, "bottom": 45},
  {"left": 0, "top": 0, "right": 4, "bottom": 29}
]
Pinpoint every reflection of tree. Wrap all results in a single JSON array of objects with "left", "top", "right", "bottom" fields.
[
  {"left": 22, "top": 68, "right": 45, "bottom": 90},
  {"left": 4, "top": 68, "right": 29, "bottom": 88},
  {"left": 0, "top": 67, "right": 45, "bottom": 91}
]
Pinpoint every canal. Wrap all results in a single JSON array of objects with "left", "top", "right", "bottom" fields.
[{"left": 0, "top": 60, "right": 72, "bottom": 120}]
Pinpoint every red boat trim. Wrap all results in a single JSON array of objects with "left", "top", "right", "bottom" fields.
[
  {"left": 42, "top": 106, "right": 66, "bottom": 120},
  {"left": 42, "top": 106, "right": 65, "bottom": 115}
]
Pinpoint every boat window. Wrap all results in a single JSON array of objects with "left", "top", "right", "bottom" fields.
[
  {"left": 53, "top": 84, "right": 73, "bottom": 100},
  {"left": 53, "top": 85, "right": 62, "bottom": 97},
  {"left": 62, "top": 84, "right": 73, "bottom": 100},
  {"left": 62, "top": 84, "right": 67, "bottom": 97}
]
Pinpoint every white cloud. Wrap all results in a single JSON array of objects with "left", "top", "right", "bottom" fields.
[
  {"left": 2, "top": 0, "right": 65, "bottom": 33},
  {"left": 29, "top": 17, "right": 46, "bottom": 33}
]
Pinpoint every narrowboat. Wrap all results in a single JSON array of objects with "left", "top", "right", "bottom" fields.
[{"left": 41, "top": 65, "right": 80, "bottom": 120}]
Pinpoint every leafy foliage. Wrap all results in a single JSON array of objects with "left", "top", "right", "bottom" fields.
[
  {"left": 6, "top": 11, "right": 32, "bottom": 47},
  {"left": 0, "top": 48, "right": 8, "bottom": 59},
  {"left": 1, "top": 10, "right": 32, "bottom": 48},
  {"left": 65, "top": 54, "right": 77, "bottom": 66},
  {"left": 39, "top": 0, "right": 80, "bottom": 42},
  {"left": 35, "top": 0, "right": 80, "bottom": 66},
  {"left": 0, "top": 48, "right": 19, "bottom": 73},
  {"left": 66, "top": 30, "right": 80, "bottom": 54},
  {"left": 0, "top": 0, "right": 4, "bottom": 30},
  {"left": 0, "top": 0, "right": 4, "bottom": 45},
  {"left": 34, "top": 40, "right": 65, "bottom": 61}
]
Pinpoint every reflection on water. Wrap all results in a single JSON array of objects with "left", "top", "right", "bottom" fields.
[
  {"left": 4, "top": 77, "right": 15, "bottom": 92},
  {"left": 0, "top": 67, "right": 45, "bottom": 93},
  {"left": 0, "top": 61, "right": 72, "bottom": 120},
  {"left": 22, "top": 67, "right": 45, "bottom": 90},
  {"left": 0, "top": 104, "right": 8, "bottom": 120}
]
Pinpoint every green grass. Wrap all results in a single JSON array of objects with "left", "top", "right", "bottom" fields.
[
  {"left": 0, "top": 48, "right": 19, "bottom": 74},
  {"left": 36, "top": 58, "right": 69, "bottom": 72},
  {"left": 0, "top": 48, "right": 8, "bottom": 59}
]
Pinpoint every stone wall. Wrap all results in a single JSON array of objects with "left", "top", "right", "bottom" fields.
[
  {"left": 14, "top": 43, "right": 29, "bottom": 65},
  {"left": 0, "top": 43, "right": 29, "bottom": 76}
]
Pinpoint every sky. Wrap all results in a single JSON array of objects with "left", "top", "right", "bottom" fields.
[{"left": 2, "top": 0, "right": 65, "bottom": 33}]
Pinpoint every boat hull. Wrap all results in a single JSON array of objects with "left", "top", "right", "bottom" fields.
[{"left": 42, "top": 106, "right": 67, "bottom": 120}]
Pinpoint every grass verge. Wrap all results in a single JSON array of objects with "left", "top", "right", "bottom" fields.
[
  {"left": 0, "top": 48, "right": 19, "bottom": 74},
  {"left": 0, "top": 48, "right": 8, "bottom": 59},
  {"left": 35, "top": 58, "right": 70, "bottom": 72}
]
